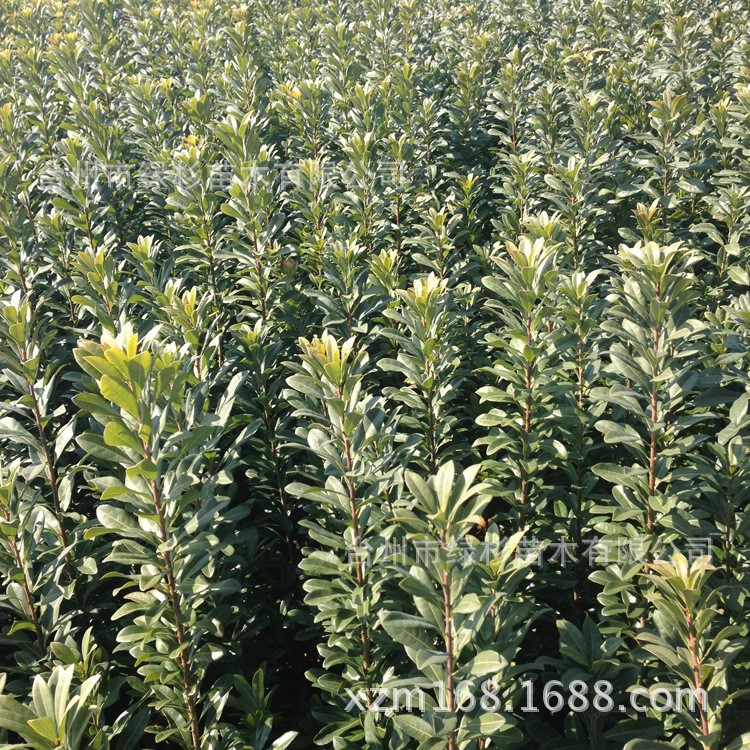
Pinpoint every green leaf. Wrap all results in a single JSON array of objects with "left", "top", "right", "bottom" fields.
[
  {"left": 596, "top": 420, "right": 642, "bottom": 446},
  {"left": 461, "top": 712, "right": 509, "bottom": 736},
  {"left": 0, "top": 417, "right": 40, "bottom": 449},
  {"left": 392, "top": 714, "right": 435, "bottom": 742},
  {"left": 271, "top": 731, "right": 298, "bottom": 750},
  {"left": 0, "top": 695, "right": 37, "bottom": 738},
  {"left": 382, "top": 612, "right": 437, "bottom": 651},
  {"left": 465, "top": 650, "right": 507, "bottom": 676},
  {"left": 103, "top": 421, "right": 144, "bottom": 455},
  {"left": 100, "top": 375, "right": 139, "bottom": 418},
  {"left": 96, "top": 505, "right": 140, "bottom": 532}
]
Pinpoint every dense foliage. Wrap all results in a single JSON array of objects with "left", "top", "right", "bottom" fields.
[{"left": 0, "top": 0, "right": 749, "bottom": 748}]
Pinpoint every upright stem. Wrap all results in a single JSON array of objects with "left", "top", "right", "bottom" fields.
[
  {"left": 2, "top": 512, "right": 45, "bottom": 655},
  {"left": 26, "top": 381, "right": 69, "bottom": 549},
  {"left": 723, "top": 471, "right": 735, "bottom": 581},
  {"left": 440, "top": 530, "right": 456, "bottom": 750},
  {"left": 339, "top": 403, "right": 373, "bottom": 705},
  {"left": 641, "top": 286, "right": 662, "bottom": 627},
  {"left": 519, "top": 313, "right": 533, "bottom": 531},
  {"left": 19, "top": 339, "right": 84, "bottom": 613},
  {"left": 685, "top": 607, "right": 710, "bottom": 748},
  {"left": 146, "top": 470, "right": 201, "bottom": 750},
  {"left": 260, "top": 398, "right": 295, "bottom": 561},
  {"left": 572, "top": 312, "right": 586, "bottom": 604},
  {"left": 646, "top": 284, "right": 661, "bottom": 549}
]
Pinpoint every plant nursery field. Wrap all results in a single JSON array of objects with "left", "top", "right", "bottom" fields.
[{"left": 0, "top": 0, "right": 749, "bottom": 748}]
